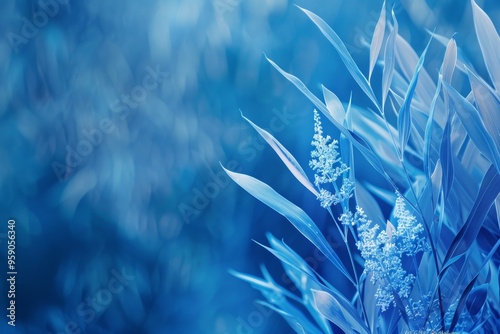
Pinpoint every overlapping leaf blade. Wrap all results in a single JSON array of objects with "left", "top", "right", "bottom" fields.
[
  {"left": 398, "top": 37, "right": 432, "bottom": 157},
  {"left": 471, "top": 0, "right": 500, "bottom": 91},
  {"left": 258, "top": 301, "right": 324, "bottom": 334},
  {"left": 312, "top": 289, "right": 370, "bottom": 334},
  {"left": 466, "top": 284, "right": 488, "bottom": 316},
  {"left": 382, "top": 11, "right": 397, "bottom": 112},
  {"left": 297, "top": 6, "right": 381, "bottom": 111},
  {"left": 440, "top": 113, "right": 454, "bottom": 200},
  {"left": 448, "top": 238, "right": 500, "bottom": 332},
  {"left": 424, "top": 36, "right": 456, "bottom": 177},
  {"left": 223, "top": 167, "right": 354, "bottom": 284},
  {"left": 449, "top": 275, "right": 479, "bottom": 332},
  {"left": 242, "top": 113, "right": 319, "bottom": 197},
  {"left": 369, "top": 1, "right": 386, "bottom": 82},
  {"left": 424, "top": 74, "right": 443, "bottom": 177},
  {"left": 443, "top": 165, "right": 500, "bottom": 266},
  {"left": 468, "top": 70, "right": 500, "bottom": 149},
  {"left": 229, "top": 267, "right": 301, "bottom": 303},
  {"left": 266, "top": 57, "right": 396, "bottom": 188},
  {"left": 260, "top": 234, "right": 371, "bottom": 334},
  {"left": 395, "top": 34, "right": 437, "bottom": 108},
  {"left": 231, "top": 266, "right": 324, "bottom": 334},
  {"left": 442, "top": 82, "right": 500, "bottom": 173},
  {"left": 260, "top": 235, "right": 333, "bottom": 334},
  {"left": 322, "top": 85, "right": 345, "bottom": 124},
  {"left": 442, "top": 39, "right": 457, "bottom": 84}
]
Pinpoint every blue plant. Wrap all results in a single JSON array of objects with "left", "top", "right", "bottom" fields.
[{"left": 225, "top": 1, "right": 500, "bottom": 333}]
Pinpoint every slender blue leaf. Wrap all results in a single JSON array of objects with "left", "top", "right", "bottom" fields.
[
  {"left": 398, "top": 36, "right": 432, "bottom": 157},
  {"left": 260, "top": 235, "right": 333, "bottom": 334},
  {"left": 391, "top": 70, "right": 433, "bottom": 113},
  {"left": 426, "top": 29, "right": 450, "bottom": 46},
  {"left": 442, "top": 38, "right": 457, "bottom": 83},
  {"left": 369, "top": 1, "right": 386, "bottom": 81},
  {"left": 470, "top": 317, "right": 491, "bottom": 334},
  {"left": 442, "top": 82, "right": 500, "bottom": 173},
  {"left": 223, "top": 166, "right": 354, "bottom": 284},
  {"left": 496, "top": 196, "right": 500, "bottom": 230},
  {"left": 467, "top": 69, "right": 500, "bottom": 149},
  {"left": 341, "top": 95, "right": 355, "bottom": 201},
  {"left": 391, "top": 291, "right": 410, "bottom": 328},
  {"left": 414, "top": 168, "right": 435, "bottom": 228},
  {"left": 312, "top": 290, "right": 370, "bottom": 334},
  {"left": 440, "top": 112, "right": 454, "bottom": 200},
  {"left": 424, "top": 74, "right": 443, "bottom": 177},
  {"left": 297, "top": 6, "right": 381, "bottom": 111},
  {"left": 349, "top": 105, "right": 406, "bottom": 180},
  {"left": 449, "top": 274, "right": 479, "bottom": 332},
  {"left": 322, "top": 85, "right": 345, "bottom": 124},
  {"left": 446, "top": 243, "right": 498, "bottom": 332},
  {"left": 382, "top": 11, "right": 397, "bottom": 112},
  {"left": 257, "top": 301, "right": 324, "bottom": 334},
  {"left": 433, "top": 185, "right": 445, "bottom": 244},
  {"left": 266, "top": 56, "right": 329, "bottom": 115},
  {"left": 241, "top": 112, "right": 319, "bottom": 197},
  {"left": 466, "top": 284, "right": 488, "bottom": 316},
  {"left": 261, "top": 236, "right": 369, "bottom": 334},
  {"left": 345, "top": 92, "right": 353, "bottom": 129},
  {"left": 428, "top": 30, "right": 475, "bottom": 76},
  {"left": 471, "top": 0, "right": 500, "bottom": 91},
  {"left": 241, "top": 265, "right": 324, "bottom": 334},
  {"left": 265, "top": 57, "right": 396, "bottom": 188},
  {"left": 361, "top": 273, "right": 379, "bottom": 334},
  {"left": 424, "top": 37, "right": 456, "bottom": 177},
  {"left": 229, "top": 267, "right": 302, "bottom": 303},
  {"left": 364, "top": 183, "right": 396, "bottom": 205},
  {"left": 395, "top": 34, "right": 437, "bottom": 107},
  {"left": 265, "top": 234, "right": 315, "bottom": 278},
  {"left": 443, "top": 165, "right": 500, "bottom": 266}
]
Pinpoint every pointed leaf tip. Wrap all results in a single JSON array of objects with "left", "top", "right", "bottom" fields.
[
  {"left": 369, "top": 1, "right": 386, "bottom": 82},
  {"left": 298, "top": 6, "right": 381, "bottom": 111},
  {"left": 225, "top": 169, "right": 354, "bottom": 284},
  {"left": 398, "top": 36, "right": 432, "bottom": 156},
  {"left": 241, "top": 114, "right": 319, "bottom": 197}
]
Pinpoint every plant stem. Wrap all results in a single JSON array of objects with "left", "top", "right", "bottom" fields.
[{"left": 326, "top": 207, "right": 369, "bottom": 326}]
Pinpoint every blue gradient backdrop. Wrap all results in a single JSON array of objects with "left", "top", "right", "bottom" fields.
[{"left": 0, "top": 0, "right": 498, "bottom": 333}]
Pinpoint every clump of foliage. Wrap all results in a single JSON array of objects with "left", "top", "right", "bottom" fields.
[{"left": 225, "top": 1, "right": 500, "bottom": 333}]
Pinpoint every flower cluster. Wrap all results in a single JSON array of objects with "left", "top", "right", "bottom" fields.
[
  {"left": 393, "top": 194, "right": 430, "bottom": 255},
  {"left": 353, "top": 195, "right": 428, "bottom": 311},
  {"left": 309, "top": 109, "right": 353, "bottom": 208},
  {"left": 354, "top": 206, "right": 414, "bottom": 310},
  {"left": 339, "top": 205, "right": 366, "bottom": 226},
  {"left": 310, "top": 107, "right": 430, "bottom": 311}
]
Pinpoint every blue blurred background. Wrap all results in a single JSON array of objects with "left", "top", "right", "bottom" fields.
[{"left": 1, "top": 0, "right": 499, "bottom": 333}]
